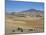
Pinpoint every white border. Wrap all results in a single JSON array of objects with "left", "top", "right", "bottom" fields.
[
  {"left": 0, "top": 0, "right": 46, "bottom": 35},
  {"left": 0, "top": 0, "right": 5, "bottom": 35}
]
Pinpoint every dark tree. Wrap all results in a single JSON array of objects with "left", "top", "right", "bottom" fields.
[
  {"left": 11, "top": 12, "right": 15, "bottom": 15},
  {"left": 17, "top": 27, "right": 21, "bottom": 30},
  {"left": 21, "top": 29, "right": 23, "bottom": 32}
]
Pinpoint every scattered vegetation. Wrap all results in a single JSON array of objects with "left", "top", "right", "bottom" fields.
[{"left": 28, "top": 29, "right": 33, "bottom": 31}]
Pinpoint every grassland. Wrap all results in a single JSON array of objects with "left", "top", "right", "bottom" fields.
[{"left": 5, "top": 15, "right": 44, "bottom": 34}]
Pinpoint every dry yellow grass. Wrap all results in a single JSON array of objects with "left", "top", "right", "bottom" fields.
[{"left": 5, "top": 15, "right": 44, "bottom": 33}]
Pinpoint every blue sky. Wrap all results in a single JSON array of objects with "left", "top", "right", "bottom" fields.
[{"left": 6, "top": 0, "right": 44, "bottom": 12}]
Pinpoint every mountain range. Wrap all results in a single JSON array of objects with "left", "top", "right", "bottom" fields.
[{"left": 6, "top": 9, "right": 44, "bottom": 17}]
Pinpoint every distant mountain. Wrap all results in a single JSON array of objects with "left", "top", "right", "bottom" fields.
[
  {"left": 22, "top": 9, "right": 43, "bottom": 13},
  {"left": 17, "top": 9, "right": 44, "bottom": 17}
]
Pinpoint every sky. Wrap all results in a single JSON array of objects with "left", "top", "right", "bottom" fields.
[{"left": 5, "top": 0, "right": 44, "bottom": 12}]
